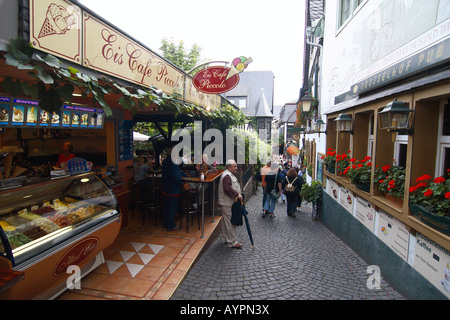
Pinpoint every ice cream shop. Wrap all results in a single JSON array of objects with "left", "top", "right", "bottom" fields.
[{"left": 0, "top": 0, "right": 224, "bottom": 299}]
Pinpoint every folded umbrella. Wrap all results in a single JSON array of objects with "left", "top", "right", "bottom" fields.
[
  {"left": 231, "top": 195, "right": 254, "bottom": 249},
  {"left": 241, "top": 203, "right": 254, "bottom": 249}
]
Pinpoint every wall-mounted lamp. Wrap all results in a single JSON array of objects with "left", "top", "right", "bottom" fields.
[
  {"left": 299, "top": 93, "right": 314, "bottom": 113},
  {"left": 313, "top": 118, "right": 327, "bottom": 134},
  {"left": 333, "top": 112, "right": 353, "bottom": 134},
  {"left": 378, "top": 100, "right": 413, "bottom": 135}
]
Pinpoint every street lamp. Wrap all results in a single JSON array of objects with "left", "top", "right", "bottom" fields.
[
  {"left": 333, "top": 112, "right": 353, "bottom": 134},
  {"left": 378, "top": 100, "right": 413, "bottom": 135},
  {"left": 299, "top": 93, "right": 314, "bottom": 113}
]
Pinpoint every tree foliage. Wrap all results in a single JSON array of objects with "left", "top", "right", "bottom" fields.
[{"left": 159, "top": 38, "right": 203, "bottom": 71}]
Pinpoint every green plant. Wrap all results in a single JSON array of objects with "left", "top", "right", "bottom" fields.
[
  {"left": 307, "top": 164, "right": 312, "bottom": 176},
  {"left": 300, "top": 180, "right": 322, "bottom": 203},
  {"left": 375, "top": 165, "right": 406, "bottom": 199},
  {"left": 409, "top": 174, "right": 450, "bottom": 217},
  {"left": 344, "top": 156, "right": 373, "bottom": 185}
]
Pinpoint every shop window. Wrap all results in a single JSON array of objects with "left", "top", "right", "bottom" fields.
[
  {"left": 368, "top": 115, "right": 374, "bottom": 157},
  {"left": 443, "top": 99, "right": 450, "bottom": 136},
  {"left": 440, "top": 145, "right": 450, "bottom": 178},
  {"left": 395, "top": 142, "right": 408, "bottom": 167},
  {"left": 438, "top": 100, "right": 450, "bottom": 177}
]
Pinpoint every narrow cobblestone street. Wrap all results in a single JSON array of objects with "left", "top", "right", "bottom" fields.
[{"left": 170, "top": 188, "right": 406, "bottom": 300}]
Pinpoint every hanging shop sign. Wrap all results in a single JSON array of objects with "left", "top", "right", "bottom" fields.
[
  {"left": 29, "top": 0, "right": 82, "bottom": 64},
  {"left": 28, "top": 0, "right": 222, "bottom": 110},
  {"left": 192, "top": 57, "right": 252, "bottom": 94},
  {"left": 0, "top": 97, "right": 104, "bottom": 129}
]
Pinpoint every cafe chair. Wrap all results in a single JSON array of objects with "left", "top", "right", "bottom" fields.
[
  {"left": 180, "top": 189, "right": 200, "bottom": 233},
  {"left": 134, "top": 181, "right": 160, "bottom": 226}
]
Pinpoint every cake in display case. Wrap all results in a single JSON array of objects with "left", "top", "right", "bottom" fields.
[{"left": 0, "top": 172, "right": 119, "bottom": 268}]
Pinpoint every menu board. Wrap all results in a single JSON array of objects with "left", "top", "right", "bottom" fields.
[
  {"left": 0, "top": 97, "right": 104, "bottom": 129},
  {"left": 339, "top": 185, "right": 353, "bottom": 213},
  {"left": 118, "top": 120, "right": 133, "bottom": 161},
  {"left": 414, "top": 232, "right": 450, "bottom": 298},
  {"left": 377, "top": 210, "right": 409, "bottom": 261},
  {"left": 354, "top": 196, "right": 376, "bottom": 232}
]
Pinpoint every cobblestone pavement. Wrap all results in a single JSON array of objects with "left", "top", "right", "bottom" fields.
[{"left": 170, "top": 188, "right": 406, "bottom": 300}]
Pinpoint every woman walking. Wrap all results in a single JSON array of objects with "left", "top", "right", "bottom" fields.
[{"left": 282, "top": 168, "right": 304, "bottom": 217}]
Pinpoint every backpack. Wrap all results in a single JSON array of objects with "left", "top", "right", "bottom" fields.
[{"left": 285, "top": 176, "right": 298, "bottom": 193}]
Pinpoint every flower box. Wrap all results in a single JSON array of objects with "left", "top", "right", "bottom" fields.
[
  {"left": 355, "top": 182, "right": 370, "bottom": 193},
  {"left": 326, "top": 165, "right": 335, "bottom": 174},
  {"left": 410, "top": 203, "right": 450, "bottom": 236},
  {"left": 385, "top": 193, "right": 403, "bottom": 208}
]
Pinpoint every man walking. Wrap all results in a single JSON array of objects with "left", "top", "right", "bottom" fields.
[{"left": 218, "top": 159, "right": 243, "bottom": 248}]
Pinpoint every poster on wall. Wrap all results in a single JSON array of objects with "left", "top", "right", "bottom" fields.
[
  {"left": 339, "top": 185, "right": 353, "bottom": 213},
  {"left": 327, "top": 178, "right": 339, "bottom": 202},
  {"left": 354, "top": 196, "right": 376, "bottom": 233},
  {"left": 414, "top": 232, "right": 450, "bottom": 298},
  {"left": 377, "top": 210, "right": 409, "bottom": 261}
]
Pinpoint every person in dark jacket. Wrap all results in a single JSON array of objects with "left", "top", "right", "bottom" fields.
[
  {"left": 161, "top": 147, "right": 184, "bottom": 231},
  {"left": 282, "top": 168, "right": 304, "bottom": 217},
  {"left": 262, "top": 166, "right": 282, "bottom": 218}
]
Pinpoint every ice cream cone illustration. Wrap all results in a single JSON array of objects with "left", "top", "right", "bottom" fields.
[
  {"left": 226, "top": 56, "right": 253, "bottom": 80},
  {"left": 38, "top": 3, "right": 77, "bottom": 38}
]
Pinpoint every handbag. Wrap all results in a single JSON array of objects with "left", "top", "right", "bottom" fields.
[
  {"left": 231, "top": 197, "right": 244, "bottom": 226},
  {"left": 269, "top": 174, "right": 280, "bottom": 199}
]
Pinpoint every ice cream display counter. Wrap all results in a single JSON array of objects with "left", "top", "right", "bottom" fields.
[{"left": 0, "top": 172, "right": 122, "bottom": 299}]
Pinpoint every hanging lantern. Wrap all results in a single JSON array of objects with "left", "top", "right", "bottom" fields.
[
  {"left": 378, "top": 100, "right": 413, "bottom": 134},
  {"left": 300, "top": 93, "right": 314, "bottom": 113},
  {"left": 333, "top": 112, "right": 353, "bottom": 133}
]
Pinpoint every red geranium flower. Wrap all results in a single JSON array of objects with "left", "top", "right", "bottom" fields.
[
  {"left": 445, "top": 192, "right": 450, "bottom": 199},
  {"left": 424, "top": 189, "right": 433, "bottom": 197},
  {"left": 416, "top": 174, "right": 432, "bottom": 182},
  {"left": 434, "top": 177, "right": 445, "bottom": 184},
  {"left": 382, "top": 165, "right": 391, "bottom": 172}
]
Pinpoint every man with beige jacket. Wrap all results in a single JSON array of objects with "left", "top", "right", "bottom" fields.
[{"left": 218, "top": 159, "right": 243, "bottom": 248}]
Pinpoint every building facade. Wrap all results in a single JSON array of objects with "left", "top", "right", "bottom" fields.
[
  {"left": 222, "top": 71, "right": 275, "bottom": 138},
  {"left": 308, "top": 0, "right": 450, "bottom": 299}
]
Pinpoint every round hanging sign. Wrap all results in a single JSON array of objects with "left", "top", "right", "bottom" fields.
[{"left": 192, "top": 66, "right": 240, "bottom": 94}]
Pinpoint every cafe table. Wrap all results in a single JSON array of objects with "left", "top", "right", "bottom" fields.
[{"left": 181, "top": 169, "right": 224, "bottom": 238}]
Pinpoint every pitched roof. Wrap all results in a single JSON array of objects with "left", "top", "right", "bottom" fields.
[{"left": 254, "top": 89, "right": 273, "bottom": 118}]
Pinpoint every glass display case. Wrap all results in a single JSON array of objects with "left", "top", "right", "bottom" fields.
[{"left": 0, "top": 172, "right": 119, "bottom": 268}]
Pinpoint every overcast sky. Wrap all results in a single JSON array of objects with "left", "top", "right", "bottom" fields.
[{"left": 78, "top": 0, "right": 306, "bottom": 105}]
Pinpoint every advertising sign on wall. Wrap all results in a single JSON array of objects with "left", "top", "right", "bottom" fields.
[
  {"left": 377, "top": 210, "right": 409, "bottom": 261},
  {"left": 414, "top": 232, "right": 450, "bottom": 298},
  {"left": 338, "top": 185, "right": 353, "bottom": 213},
  {"left": 354, "top": 196, "right": 376, "bottom": 233},
  {"left": 327, "top": 178, "right": 339, "bottom": 202}
]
